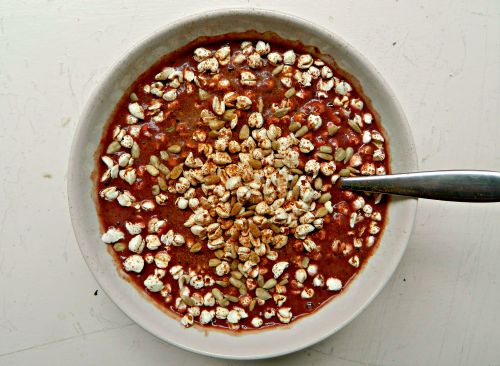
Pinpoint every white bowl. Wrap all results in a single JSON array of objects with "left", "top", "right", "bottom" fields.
[{"left": 68, "top": 8, "right": 418, "bottom": 360}]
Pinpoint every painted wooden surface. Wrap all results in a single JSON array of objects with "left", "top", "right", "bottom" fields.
[{"left": 0, "top": 0, "right": 499, "bottom": 364}]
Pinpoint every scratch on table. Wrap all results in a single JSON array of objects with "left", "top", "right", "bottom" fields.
[{"left": 0, "top": 323, "right": 135, "bottom": 358}]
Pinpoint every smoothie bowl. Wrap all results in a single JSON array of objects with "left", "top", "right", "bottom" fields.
[{"left": 68, "top": 9, "right": 417, "bottom": 359}]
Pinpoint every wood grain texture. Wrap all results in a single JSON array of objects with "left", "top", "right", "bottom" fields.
[{"left": 0, "top": 0, "right": 499, "bottom": 365}]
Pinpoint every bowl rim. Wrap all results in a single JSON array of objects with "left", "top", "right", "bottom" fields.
[{"left": 68, "top": 7, "right": 418, "bottom": 359}]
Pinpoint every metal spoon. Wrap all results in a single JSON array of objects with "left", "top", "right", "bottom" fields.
[{"left": 339, "top": 170, "right": 500, "bottom": 202}]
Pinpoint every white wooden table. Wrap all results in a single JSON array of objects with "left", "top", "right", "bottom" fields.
[{"left": 1, "top": 1, "right": 499, "bottom": 365}]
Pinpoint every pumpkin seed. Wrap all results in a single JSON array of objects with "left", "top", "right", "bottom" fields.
[
  {"left": 301, "top": 257, "right": 310, "bottom": 269},
  {"left": 290, "top": 175, "right": 299, "bottom": 188},
  {"left": 190, "top": 242, "right": 202, "bottom": 253},
  {"left": 284, "top": 87, "right": 296, "bottom": 98},
  {"left": 239, "top": 124, "right": 250, "bottom": 140},
  {"left": 274, "top": 159, "right": 284, "bottom": 168},
  {"left": 170, "top": 164, "right": 183, "bottom": 179},
  {"left": 158, "top": 176, "right": 168, "bottom": 191},
  {"left": 209, "top": 258, "right": 221, "bottom": 267},
  {"left": 348, "top": 166, "right": 360, "bottom": 174},
  {"left": 129, "top": 92, "right": 138, "bottom": 102},
  {"left": 223, "top": 109, "right": 236, "bottom": 122},
  {"left": 319, "top": 145, "right": 333, "bottom": 153},
  {"left": 274, "top": 107, "right": 290, "bottom": 118},
  {"left": 131, "top": 142, "right": 140, "bottom": 158},
  {"left": 218, "top": 298, "right": 229, "bottom": 307},
  {"left": 199, "top": 88, "right": 209, "bottom": 100},
  {"left": 348, "top": 119, "right": 361, "bottom": 133},
  {"left": 149, "top": 155, "right": 160, "bottom": 168},
  {"left": 113, "top": 242, "right": 125, "bottom": 252},
  {"left": 160, "top": 150, "right": 169, "bottom": 160},
  {"left": 261, "top": 149, "right": 272, "bottom": 157},
  {"left": 334, "top": 148, "right": 346, "bottom": 162},
  {"left": 229, "top": 277, "right": 243, "bottom": 289},
  {"left": 316, "top": 207, "right": 328, "bottom": 218},
  {"left": 289, "top": 122, "right": 301, "bottom": 132},
  {"left": 295, "top": 125, "right": 309, "bottom": 138},
  {"left": 256, "top": 288, "right": 272, "bottom": 301},
  {"left": 317, "top": 152, "right": 333, "bottom": 161},
  {"left": 319, "top": 192, "right": 331, "bottom": 203},
  {"left": 151, "top": 185, "right": 160, "bottom": 196},
  {"left": 214, "top": 250, "right": 225, "bottom": 259},
  {"left": 239, "top": 287, "right": 248, "bottom": 296},
  {"left": 339, "top": 168, "right": 351, "bottom": 177},
  {"left": 344, "top": 147, "right": 354, "bottom": 164},
  {"left": 215, "top": 280, "right": 228, "bottom": 288},
  {"left": 208, "top": 130, "right": 219, "bottom": 139},
  {"left": 167, "top": 144, "right": 181, "bottom": 154},
  {"left": 270, "top": 224, "right": 281, "bottom": 234},
  {"left": 291, "top": 168, "right": 303, "bottom": 174},
  {"left": 231, "top": 271, "right": 242, "bottom": 280},
  {"left": 249, "top": 159, "right": 262, "bottom": 169},
  {"left": 257, "top": 97, "right": 264, "bottom": 114},
  {"left": 106, "top": 141, "right": 121, "bottom": 154},
  {"left": 257, "top": 275, "right": 265, "bottom": 288},
  {"left": 249, "top": 299, "right": 257, "bottom": 311},
  {"left": 292, "top": 184, "right": 300, "bottom": 200},
  {"left": 328, "top": 125, "right": 340, "bottom": 136},
  {"left": 278, "top": 279, "right": 289, "bottom": 286},
  {"left": 225, "top": 294, "right": 239, "bottom": 303},
  {"left": 146, "top": 165, "right": 159, "bottom": 176},
  {"left": 262, "top": 278, "right": 277, "bottom": 290},
  {"left": 212, "top": 288, "right": 223, "bottom": 300},
  {"left": 158, "top": 163, "right": 170, "bottom": 176},
  {"left": 240, "top": 210, "right": 254, "bottom": 218},
  {"left": 182, "top": 295, "right": 195, "bottom": 307},
  {"left": 272, "top": 64, "right": 284, "bottom": 75},
  {"left": 208, "top": 120, "right": 225, "bottom": 131},
  {"left": 314, "top": 177, "right": 323, "bottom": 190},
  {"left": 272, "top": 141, "right": 280, "bottom": 151}
]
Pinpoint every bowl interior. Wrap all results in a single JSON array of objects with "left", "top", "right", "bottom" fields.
[{"left": 68, "top": 9, "right": 417, "bottom": 360}]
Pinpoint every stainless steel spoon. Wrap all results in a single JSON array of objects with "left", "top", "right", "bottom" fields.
[{"left": 339, "top": 170, "right": 500, "bottom": 202}]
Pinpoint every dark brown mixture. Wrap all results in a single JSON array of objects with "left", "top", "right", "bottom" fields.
[{"left": 95, "top": 33, "right": 389, "bottom": 330}]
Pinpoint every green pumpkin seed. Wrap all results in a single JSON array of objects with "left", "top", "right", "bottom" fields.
[
  {"left": 257, "top": 275, "right": 265, "bottom": 288},
  {"left": 146, "top": 165, "right": 159, "bottom": 176},
  {"left": 334, "top": 148, "right": 346, "bottom": 162},
  {"left": 348, "top": 166, "right": 360, "bottom": 174},
  {"left": 239, "top": 124, "right": 250, "bottom": 140},
  {"left": 218, "top": 298, "right": 229, "bottom": 307},
  {"left": 239, "top": 286, "right": 247, "bottom": 296},
  {"left": 113, "top": 242, "right": 125, "bottom": 252},
  {"left": 316, "top": 207, "right": 328, "bottom": 218},
  {"left": 249, "top": 299, "right": 257, "bottom": 311},
  {"left": 230, "top": 202, "right": 242, "bottom": 216},
  {"left": 208, "top": 120, "right": 225, "bottom": 131},
  {"left": 314, "top": 177, "right": 323, "bottom": 190},
  {"left": 272, "top": 64, "right": 284, "bottom": 76},
  {"left": 262, "top": 278, "right": 277, "bottom": 290},
  {"left": 208, "top": 130, "right": 219, "bottom": 139},
  {"left": 149, "top": 155, "right": 160, "bottom": 168},
  {"left": 278, "top": 278, "right": 289, "bottom": 286},
  {"left": 151, "top": 185, "right": 160, "bottom": 196},
  {"left": 319, "top": 145, "right": 333, "bottom": 153},
  {"left": 167, "top": 144, "right": 181, "bottom": 154},
  {"left": 131, "top": 142, "right": 140, "bottom": 158},
  {"left": 344, "top": 147, "right": 354, "bottom": 164},
  {"left": 256, "top": 288, "right": 272, "bottom": 301},
  {"left": 158, "top": 163, "right": 170, "bottom": 176},
  {"left": 106, "top": 141, "right": 121, "bottom": 154},
  {"left": 225, "top": 294, "right": 239, "bottom": 303},
  {"left": 318, "top": 192, "right": 331, "bottom": 203},
  {"left": 328, "top": 125, "right": 340, "bottom": 136},
  {"left": 274, "top": 107, "right": 290, "bottom": 118},
  {"left": 270, "top": 224, "right": 281, "bottom": 234},
  {"left": 182, "top": 295, "right": 195, "bottom": 307},
  {"left": 249, "top": 159, "right": 262, "bottom": 169},
  {"left": 209, "top": 258, "right": 221, "bottom": 267},
  {"left": 295, "top": 125, "right": 309, "bottom": 138},
  {"left": 231, "top": 271, "right": 242, "bottom": 280},
  {"left": 289, "top": 122, "right": 301, "bottom": 132},
  {"left": 159, "top": 150, "right": 169, "bottom": 160},
  {"left": 291, "top": 168, "right": 303, "bottom": 175},
  {"left": 214, "top": 250, "right": 224, "bottom": 259},
  {"left": 158, "top": 176, "right": 168, "bottom": 191},
  {"left": 301, "top": 257, "right": 310, "bottom": 269},
  {"left": 229, "top": 277, "right": 243, "bottom": 289},
  {"left": 274, "top": 159, "right": 284, "bottom": 168},
  {"left": 317, "top": 152, "right": 333, "bottom": 161},
  {"left": 190, "top": 242, "right": 202, "bottom": 253},
  {"left": 129, "top": 92, "right": 138, "bottom": 102},
  {"left": 339, "top": 168, "right": 351, "bottom": 177},
  {"left": 199, "top": 88, "right": 209, "bottom": 100},
  {"left": 212, "top": 288, "right": 223, "bottom": 300},
  {"left": 204, "top": 175, "right": 220, "bottom": 185},
  {"left": 284, "top": 87, "right": 296, "bottom": 98},
  {"left": 170, "top": 164, "right": 183, "bottom": 179},
  {"left": 215, "top": 280, "right": 228, "bottom": 288},
  {"left": 348, "top": 119, "right": 362, "bottom": 133}
]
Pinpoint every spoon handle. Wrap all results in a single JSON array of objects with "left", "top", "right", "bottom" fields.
[{"left": 339, "top": 170, "right": 500, "bottom": 202}]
